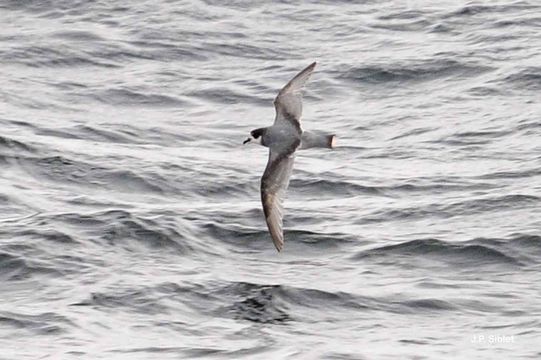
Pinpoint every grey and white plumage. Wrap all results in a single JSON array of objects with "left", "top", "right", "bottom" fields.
[{"left": 244, "top": 62, "right": 335, "bottom": 252}]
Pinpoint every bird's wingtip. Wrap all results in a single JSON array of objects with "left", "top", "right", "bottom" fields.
[
  {"left": 272, "top": 234, "right": 284, "bottom": 252},
  {"left": 271, "top": 233, "right": 284, "bottom": 252}
]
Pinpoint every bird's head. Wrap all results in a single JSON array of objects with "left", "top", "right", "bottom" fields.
[{"left": 243, "top": 128, "right": 265, "bottom": 145}]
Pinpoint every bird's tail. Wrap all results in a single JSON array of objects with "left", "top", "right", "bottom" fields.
[
  {"left": 326, "top": 134, "right": 336, "bottom": 149},
  {"left": 300, "top": 131, "right": 336, "bottom": 149}
]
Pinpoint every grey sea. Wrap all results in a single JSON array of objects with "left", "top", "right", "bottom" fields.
[{"left": 1, "top": 1, "right": 540, "bottom": 359}]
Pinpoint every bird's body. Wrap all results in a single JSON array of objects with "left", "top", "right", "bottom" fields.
[
  {"left": 263, "top": 124, "right": 300, "bottom": 150},
  {"left": 244, "top": 62, "right": 335, "bottom": 252}
]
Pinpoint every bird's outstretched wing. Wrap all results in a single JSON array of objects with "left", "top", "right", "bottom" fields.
[
  {"left": 260, "top": 62, "right": 315, "bottom": 251},
  {"left": 274, "top": 62, "right": 316, "bottom": 132},
  {"left": 260, "top": 145, "right": 298, "bottom": 252}
]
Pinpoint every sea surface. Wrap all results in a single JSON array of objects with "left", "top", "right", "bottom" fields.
[{"left": 1, "top": 1, "right": 540, "bottom": 359}]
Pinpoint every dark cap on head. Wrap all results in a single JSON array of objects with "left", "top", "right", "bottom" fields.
[{"left": 251, "top": 128, "right": 265, "bottom": 139}]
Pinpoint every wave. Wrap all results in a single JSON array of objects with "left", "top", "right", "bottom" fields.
[
  {"left": 473, "top": 234, "right": 541, "bottom": 264},
  {"left": 290, "top": 178, "right": 385, "bottom": 197},
  {"left": 214, "top": 281, "right": 464, "bottom": 323},
  {"left": 187, "top": 87, "right": 268, "bottom": 106},
  {"left": 124, "top": 40, "right": 208, "bottom": 62},
  {"left": 223, "top": 283, "right": 291, "bottom": 324},
  {"left": 72, "top": 286, "right": 172, "bottom": 315},
  {"left": 35, "top": 124, "right": 141, "bottom": 144},
  {"left": 6, "top": 229, "right": 77, "bottom": 244},
  {"left": 371, "top": 16, "right": 432, "bottom": 32},
  {"left": 351, "top": 234, "right": 541, "bottom": 267},
  {"left": 340, "top": 59, "right": 492, "bottom": 85},
  {"left": 358, "top": 194, "right": 539, "bottom": 223},
  {"left": 0, "top": 310, "right": 71, "bottom": 335},
  {"left": 51, "top": 209, "right": 194, "bottom": 253},
  {"left": 501, "top": 67, "right": 541, "bottom": 91},
  {"left": 444, "top": 3, "right": 539, "bottom": 18},
  {"left": 91, "top": 88, "right": 188, "bottom": 107},
  {"left": 214, "top": 281, "right": 366, "bottom": 323},
  {"left": 292, "top": 177, "right": 493, "bottom": 197},
  {"left": 0, "top": 40, "right": 205, "bottom": 70},
  {"left": 51, "top": 30, "right": 105, "bottom": 42},
  {"left": 0, "top": 135, "right": 36, "bottom": 154},
  {"left": 432, "top": 129, "right": 513, "bottom": 146},
  {"left": 12, "top": 154, "right": 179, "bottom": 194},
  {"left": 396, "top": 299, "right": 457, "bottom": 312},
  {"left": 0, "top": 45, "right": 120, "bottom": 68},
  {"left": 389, "top": 127, "right": 436, "bottom": 140},
  {"left": 478, "top": 168, "right": 541, "bottom": 180},
  {"left": 0, "top": 252, "right": 61, "bottom": 281},
  {"left": 64, "top": 277, "right": 507, "bottom": 329}
]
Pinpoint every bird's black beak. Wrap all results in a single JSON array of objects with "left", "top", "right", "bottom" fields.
[{"left": 243, "top": 138, "right": 251, "bottom": 145}]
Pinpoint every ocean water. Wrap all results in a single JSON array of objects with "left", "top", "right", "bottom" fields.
[{"left": 1, "top": 0, "right": 540, "bottom": 359}]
